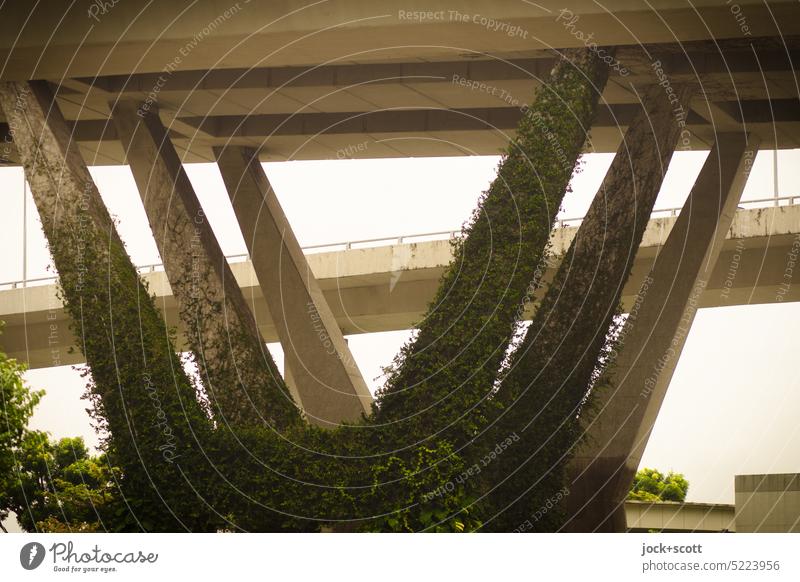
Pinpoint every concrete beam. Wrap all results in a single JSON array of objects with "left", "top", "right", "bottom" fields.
[
  {"left": 1, "top": 2, "right": 798, "bottom": 79},
  {"left": 565, "top": 133, "right": 760, "bottom": 532},
  {"left": 2, "top": 203, "right": 798, "bottom": 370},
  {"left": 215, "top": 146, "right": 372, "bottom": 427},
  {"left": 110, "top": 101, "right": 299, "bottom": 428},
  {"left": 625, "top": 501, "right": 736, "bottom": 533}
]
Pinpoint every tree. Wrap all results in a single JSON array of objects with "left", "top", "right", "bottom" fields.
[
  {"left": 628, "top": 468, "right": 689, "bottom": 502},
  {"left": 4, "top": 432, "right": 121, "bottom": 532},
  {"left": 1, "top": 332, "right": 123, "bottom": 533},
  {"left": 0, "top": 338, "right": 42, "bottom": 532}
]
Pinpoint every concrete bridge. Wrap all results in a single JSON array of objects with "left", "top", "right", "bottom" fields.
[
  {"left": 3, "top": 201, "right": 798, "bottom": 369},
  {"left": 0, "top": 0, "right": 797, "bottom": 531},
  {"left": 0, "top": 1, "right": 798, "bottom": 164}
]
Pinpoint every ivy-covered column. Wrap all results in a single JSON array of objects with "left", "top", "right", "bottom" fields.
[
  {"left": 0, "top": 81, "right": 216, "bottom": 531},
  {"left": 372, "top": 48, "right": 611, "bottom": 449},
  {"left": 111, "top": 102, "right": 299, "bottom": 430},
  {"left": 564, "top": 133, "right": 758, "bottom": 532},
  {"left": 478, "top": 83, "right": 694, "bottom": 532}
]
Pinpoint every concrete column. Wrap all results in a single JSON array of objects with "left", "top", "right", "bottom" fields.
[
  {"left": 479, "top": 83, "right": 694, "bottom": 532},
  {"left": 215, "top": 146, "right": 372, "bottom": 427},
  {"left": 0, "top": 82, "right": 216, "bottom": 530},
  {"left": 565, "top": 133, "right": 759, "bottom": 531},
  {"left": 110, "top": 102, "right": 299, "bottom": 429}
]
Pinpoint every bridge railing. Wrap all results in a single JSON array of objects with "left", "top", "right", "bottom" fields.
[{"left": 2, "top": 195, "right": 797, "bottom": 291}]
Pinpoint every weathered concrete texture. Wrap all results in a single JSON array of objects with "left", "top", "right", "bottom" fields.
[
  {"left": 110, "top": 101, "right": 299, "bottom": 429},
  {"left": 482, "top": 83, "right": 695, "bottom": 531},
  {"left": 566, "top": 134, "right": 759, "bottom": 532},
  {"left": 0, "top": 81, "right": 213, "bottom": 529},
  {"left": 215, "top": 146, "right": 372, "bottom": 427},
  {"left": 735, "top": 473, "right": 800, "bottom": 532}
]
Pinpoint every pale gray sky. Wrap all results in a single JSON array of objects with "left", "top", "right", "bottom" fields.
[{"left": 2, "top": 149, "right": 800, "bottom": 512}]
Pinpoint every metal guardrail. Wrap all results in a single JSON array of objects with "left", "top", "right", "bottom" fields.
[{"left": 2, "top": 195, "right": 797, "bottom": 291}]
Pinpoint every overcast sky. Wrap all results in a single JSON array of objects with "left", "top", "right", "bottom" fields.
[{"left": 2, "top": 149, "right": 800, "bottom": 521}]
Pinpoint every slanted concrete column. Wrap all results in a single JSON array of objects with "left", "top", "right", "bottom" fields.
[
  {"left": 566, "top": 134, "right": 759, "bottom": 531},
  {"left": 215, "top": 146, "right": 372, "bottom": 427},
  {"left": 110, "top": 102, "right": 299, "bottom": 430},
  {"left": 0, "top": 82, "right": 217, "bottom": 530}
]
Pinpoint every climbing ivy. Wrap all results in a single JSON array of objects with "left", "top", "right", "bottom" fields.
[
  {"left": 373, "top": 47, "right": 611, "bottom": 451},
  {"left": 1, "top": 48, "right": 646, "bottom": 532},
  {"left": 473, "top": 84, "right": 695, "bottom": 531}
]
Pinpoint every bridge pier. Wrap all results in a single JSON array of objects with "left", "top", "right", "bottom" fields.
[
  {"left": 565, "top": 133, "right": 759, "bottom": 532},
  {"left": 110, "top": 102, "right": 299, "bottom": 429},
  {"left": 482, "top": 82, "right": 693, "bottom": 530},
  {"left": 215, "top": 146, "right": 372, "bottom": 427}
]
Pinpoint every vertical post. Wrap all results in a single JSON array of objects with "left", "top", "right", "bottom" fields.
[
  {"left": 22, "top": 173, "right": 26, "bottom": 286},
  {"left": 773, "top": 149, "right": 779, "bottom": 206}
]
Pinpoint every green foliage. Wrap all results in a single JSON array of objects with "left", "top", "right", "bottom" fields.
[
  {"left": 11, "top": 48, "right": 623, "bottom": 532},
  {"left": 0, "top": 346, "right": 124, "bottom": 532},
  {"left": 4, "top": 432, "right": 122, "bottom": 532},
  {"left": 628, "top": 468, "right": 689, "bottom": 503},
  {"left": 0, "top": 341, "right": 43, "bottom": 528},
  {"left": 373, "top": 48, "right": 611, "bottom": 452}
]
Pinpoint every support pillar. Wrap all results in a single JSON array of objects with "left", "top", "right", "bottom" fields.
[
  {"left": 110, "top": 102, "right": 299, "bottom": 429},
  {"left": 480, "top": 83, "right": 694, "bottom": 531},
  {"left": 0, "top": 82, "right": 215, "bottom": 530},
  {"left": 565, "top": 133, "right": 759, "bottom": 531},
  {"left": 215, "top": 146, "right": 372, "bottom": 427}
]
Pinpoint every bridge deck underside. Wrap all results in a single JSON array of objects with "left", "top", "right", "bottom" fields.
[{"left": 0, "top": 0, "right": 798, "bottom": 163}]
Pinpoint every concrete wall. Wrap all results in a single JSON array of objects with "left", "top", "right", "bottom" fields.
[
  {"left": 735, "top": 473, "right": 800, "bottom": 533},
  {"left": 626, "top": 501, "right": 736, "bottom": 532}
]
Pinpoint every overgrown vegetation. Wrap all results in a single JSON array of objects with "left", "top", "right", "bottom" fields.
[
  {"left": 0, "top": 47, "right": 683, "bottom": 532},
  {"left": 628, "top": 468, "right": 689, "bottom": 503}
]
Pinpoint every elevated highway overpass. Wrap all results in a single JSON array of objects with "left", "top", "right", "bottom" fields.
[
  {"left": 3, "top": 201, "right": 798, "bottom": 369},
  {"left": 0, "top": 1, "right": 798, "bottom": 163},
  {"left": 0, "top": 1, "right": 798, "bottom": 527}
]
